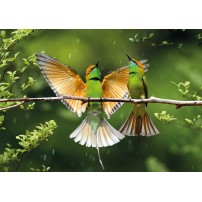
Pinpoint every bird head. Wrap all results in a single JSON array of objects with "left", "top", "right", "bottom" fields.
[
  {"left": 125, "top": 53, "right": 149, "bottom": 75},
  {"left": 85, "top": 60, "right": 101, "bottom": 81}
]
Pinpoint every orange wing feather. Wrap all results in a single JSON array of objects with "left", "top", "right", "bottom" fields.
[
  {"left": 102, "top": 66, "right": 129, "bottom": 118},
  {"left": 36, "top": 53, "right": 87, "bottom": 117}
]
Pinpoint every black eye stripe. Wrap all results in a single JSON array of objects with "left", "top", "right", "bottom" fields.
[
  {"left": 90, "top": 66, "right": 96, "bottom": 72},
  {"left": 132, "top": 60, "right": 141, "bottom": 68}
]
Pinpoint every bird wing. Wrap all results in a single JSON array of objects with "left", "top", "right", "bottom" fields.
[
  {"left": 142, "top": 75, "right": 148, "bottom": 107},
  {"left": 36, "top": 53, "right": 87, "bottom": 117},
  {"left": 102, "top": 66, "right": 129, "bottom": 118}
]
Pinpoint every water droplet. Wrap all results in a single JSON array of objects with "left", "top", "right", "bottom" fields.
[
  {"left": 114, "top": 41, "right": 116, "bottom": 45},
  {"left": 86, "top": 152, "right": 88, "bottom": 156},
  {"left": 76, "top": 38, "right": 80, "bottom": 43},
  {"left": 191, "top": 164, "right": 194, "bottom": 170},
  {"left": 92, "top": 156, "right": 95, "bottom": 162},
  {"left": 13, "top": 118, "right": 16, "bottom": 123},
  {"left": 120, "top": 60, "right": 122, "bottom": 64},
  {"left": 69, "top": 53, "right": 71, "bottom": 59},
  {"left": 43, "top": 154, "right": 47, "bottom": 161},
  {"left": 75, "top": 48, "right": 78, "bottom": 52},
  {"left": 52, "top": 149, "right": 55, "bottom": 155},
  {"left": 30, "top": 161, "right": 32, "bottom": 165}
]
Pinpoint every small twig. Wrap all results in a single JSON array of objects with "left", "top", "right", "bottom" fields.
[
  {"left": 0, "top": 101, "right": 25, "bottom": 111},
  {"left": 0, "top": 95, "right": 202, "bottom": 111}
]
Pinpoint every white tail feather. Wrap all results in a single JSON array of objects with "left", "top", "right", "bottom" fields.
[
  {"left": 119, "top": 109, "right": 159, "bottom": 136},
  {"left": 70, "top": 117, "right": 125, "bottom": 147}
]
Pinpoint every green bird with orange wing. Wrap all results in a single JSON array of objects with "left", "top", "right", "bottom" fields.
[
  {"left": 119, "top": 53, "right": 159, "bottom": 136},
  {"left": 36, "top": 53, "right": 129, "bottom": 168}
]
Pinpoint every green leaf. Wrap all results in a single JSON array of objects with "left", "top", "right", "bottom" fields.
[
  {"left": 129, "top": 38, "right": 134, "bottom": 42},
  {"left": 185, "top": 118, "right": 193, "bottom": 125},
  {"left": 0, "top": 30, "right": 6, "bottom": 38}
]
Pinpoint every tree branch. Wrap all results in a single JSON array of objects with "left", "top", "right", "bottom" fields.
[
  {"left": 0, "top": 95, "right": 202, "bottom": 111},
  {"left": 0, "top": 101, "right": 25, "bottom": 111}
]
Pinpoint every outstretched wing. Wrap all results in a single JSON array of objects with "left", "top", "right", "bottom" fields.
[
  {"left": 36, "top": 53, "right": 87, "bottom": 117},
  {"left": 102, "top": 66, "right": 129, "bottom": 118}
]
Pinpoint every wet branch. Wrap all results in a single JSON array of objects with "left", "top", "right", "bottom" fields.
[{"left": 0, "top": 95, "right": 202, "bottom": 111}]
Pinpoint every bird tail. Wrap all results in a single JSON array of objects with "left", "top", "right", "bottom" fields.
[
  {"left": 119, "top": 108, "right": 159, "bottom": 136},
  {"left": 70, "top": 116, "right": 124, "bottom": 169},
  {"left": 70, "top": 116, "right": 124, "bottom": 147}
]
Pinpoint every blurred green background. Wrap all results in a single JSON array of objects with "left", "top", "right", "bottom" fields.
[{"left": 1, "top": 29, "right": 202, "bottom": 171}]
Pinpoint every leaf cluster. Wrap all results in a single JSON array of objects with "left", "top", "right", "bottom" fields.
[
  {"left": 0, "top": 29, "right": 37, "bottom": 130},
  {"left": 0, "top": 120, "right": 57, "bottom": 171}
]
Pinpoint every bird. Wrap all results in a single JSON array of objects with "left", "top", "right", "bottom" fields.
[
  {"left": 36, "top": 53, "right": 129, "bottom": 168},
  {"left": 119, "top": 53, "right": 159, "bottom": 136}
]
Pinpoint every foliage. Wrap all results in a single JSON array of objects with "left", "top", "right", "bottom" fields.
[
  {"left": 145, "top": 156, "right": 169, "bottom": 172},
  {"left": 155, "top": 81, "right": 202, "bottom": 131},
  {"left": 30, "top": 165, "right": 51, "bottom": 172},
  {"left": 0, "top": 29, "right": 37, "bottom": 130},
  {"left": 172, "top": 81, "right": 202, "bottom": 100},
  {"left": 0, "top": 120, "right": 57, "bottom": 171},
  {"left": 154, "top": 111, "right": 177, "bottom": 123},
  {"left": 0, "top": 30, "right": 57, "bottom": 171},
  {"left": 0, "top": 29, "right": 202, "bottom": 171}
]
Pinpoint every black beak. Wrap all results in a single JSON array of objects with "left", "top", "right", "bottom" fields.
[
  {"left": 95, "top": 60, "right": 99, "bottom": 68},
  {"left": 125, "top": 52, "right": 132, "bottom": 61}
]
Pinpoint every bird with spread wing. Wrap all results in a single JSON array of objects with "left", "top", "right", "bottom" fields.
[{"left": 36, "top": 53, "right": 129, "bottom": 167}]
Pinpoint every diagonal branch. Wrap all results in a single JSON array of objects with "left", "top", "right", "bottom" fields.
[
  {"left": 0, "top": 101, "right": 25, "bottom": 111},
  {"left": 0, "top": 95, "right": 202, "bottom": 111}
]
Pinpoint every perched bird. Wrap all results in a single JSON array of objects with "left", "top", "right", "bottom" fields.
[
  {"left": 119, "top": 53, "right": 159, "bottom": 136},
  {"left": 36, "top": 53, "right": 129, "bottom": 168}
]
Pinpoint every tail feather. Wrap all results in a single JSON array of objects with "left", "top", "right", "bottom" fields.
[
  {"left": 119, "top": 109, "right": 159, "bottom": 136},
  {"left": 70, "top": 116, "right": 124, "bottom": 148}
]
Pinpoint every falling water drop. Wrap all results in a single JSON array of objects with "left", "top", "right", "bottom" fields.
[
  {"left": 69, "top": 53, "right": 71, "bottom": 59},
  {"left": 26, "top": 113, "right": 30, "bottom": 119},
  {"left": 13, "top": 118, "right": 16, "bottom": 123},
  {"left": 43, "top": 154, "right": 47, "bottom": 161},
  {"left": 52, "top": 148, "right": 55, "bottom": 155},
  {"left": 76, "top": 38, "right": 80, "bottom": 43},
  {"left": 114, "top": 41, "right": 116, "bottom": 45},
  {"left": 92, "top": 156, "right": 95, "bottom": 162}
]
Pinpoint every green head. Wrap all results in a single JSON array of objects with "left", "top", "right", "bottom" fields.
[
  {"left": 85, "top": 61, "right": 101, "bottom": 81},
  {"left": 125, "top": 53, "right": 144, "bottom": 75}
]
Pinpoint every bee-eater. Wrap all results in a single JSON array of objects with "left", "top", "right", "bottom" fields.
[
  {"left": 119, "top": 53, "right": 159, "bottom": 136},
  {"left": 37, "top": 53, "right": 129, "bottom": 168}
]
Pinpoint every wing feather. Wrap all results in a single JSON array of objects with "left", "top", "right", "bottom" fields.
[
  {"left": 36, "top": 53, "right": 87, "bottom": 117},
  {"left": 142, "top": 75, "right": 148, "bottom": 107},
  {"left": 102, "top": 66, "right": 129, "bottom": 118}
]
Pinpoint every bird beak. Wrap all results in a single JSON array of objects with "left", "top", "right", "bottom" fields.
[
  {"left": 95, "top": 60, "right": 99, "bottom": 68},
  {"left": 125, "top": 52, "right": 132, "bottom": 61}
]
